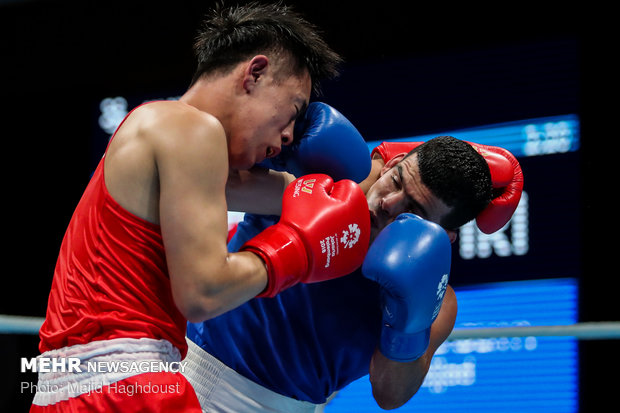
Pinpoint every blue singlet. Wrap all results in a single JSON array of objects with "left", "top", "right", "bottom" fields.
[{"left": 186, "top": 215, "right": 382, "bottom": 404}]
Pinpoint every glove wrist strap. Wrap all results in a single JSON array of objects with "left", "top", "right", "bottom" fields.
[
  {"left": 379, "top": 325, "right": 430, "bottom": 362},
  {"left": 241, "top": 224, "right": 308, "bottom": 298}
]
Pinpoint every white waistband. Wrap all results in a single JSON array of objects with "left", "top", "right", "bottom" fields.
[
  {"left": 32, "top": 337, "right": 182, "bottom": 406},
  {"left": 183, "top": 339, "right": 323, "bottom": 413}
]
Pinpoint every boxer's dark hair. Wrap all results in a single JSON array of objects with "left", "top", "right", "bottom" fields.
[
  {"left": 410, "top": 136, "right": 493, "bottom": 230},
  {"left": 190, "top": 1, "right": 341, "bottom": 95}
]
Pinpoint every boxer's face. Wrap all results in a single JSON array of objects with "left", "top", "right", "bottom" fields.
[
  {"left": 366, "top": 153, "right": 453, "bottom": 242},
  {"left": 229, "top": 57, "right": 311, "bottom": 169}
]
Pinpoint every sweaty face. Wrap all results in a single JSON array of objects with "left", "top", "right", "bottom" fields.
[
  {"left": 365, "top": 153, "right": 453, "bottom": 242},
  {"left": 230, "top": 66, "right": 311, "bottom": 169}
]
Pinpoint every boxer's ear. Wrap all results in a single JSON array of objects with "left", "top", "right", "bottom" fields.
[{"left": 243, "top": 55, "right": 270, "bottom": 93}]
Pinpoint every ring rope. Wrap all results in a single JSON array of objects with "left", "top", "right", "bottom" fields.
[
  {"left": 0, "top": 315, "right": 44, "bottom": 335},
  {"left": 446, "top": 321, "right": 620, "bottom": 340},
  {"left": 1, "top": 315, "right": 619, "bottom": 340}
]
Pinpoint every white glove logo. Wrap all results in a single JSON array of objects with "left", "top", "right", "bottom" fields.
[
  {"left": 436, "top": 274, "right": 449, "bottom": 300},
  {"left": 432, "top": 274, "right": 449, "bottom": 320},
  {"left": 340, "top": 223, "right": 361, "bottom": 248}
]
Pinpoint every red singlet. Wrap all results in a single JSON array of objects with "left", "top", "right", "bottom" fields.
[{"left": 39, "top": 109, "right": 187, "bottom": 358}]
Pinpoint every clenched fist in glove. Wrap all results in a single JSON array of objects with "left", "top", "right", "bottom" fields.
[{"left": 241, "top": 174, "right": 370, "bottom": 298}]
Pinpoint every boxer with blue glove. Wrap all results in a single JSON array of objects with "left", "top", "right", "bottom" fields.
[{"left": 186, "top": 135, "right": 523, "bottom": 412}]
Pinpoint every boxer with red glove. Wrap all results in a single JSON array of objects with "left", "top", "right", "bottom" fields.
[{"left": 241, "top": 173, "right": 370, "bottom": 297}]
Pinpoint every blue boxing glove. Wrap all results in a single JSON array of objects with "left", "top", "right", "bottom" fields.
[
  {"left": 259, "top": 102, "right": 371, "bottom": 183},
  {"left": 362, "top": 214, "right": 451, "bottom": 362}
]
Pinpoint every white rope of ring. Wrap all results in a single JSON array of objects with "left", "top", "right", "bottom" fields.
[
  {"left": 446, "top": 321, "right": 620, "bottom": 340},
  {"left": 1, "top": 314, "right": 619, "bottom": 340},
  {"left": 0, "top": 315, "right": 44, "bottom": 334}
]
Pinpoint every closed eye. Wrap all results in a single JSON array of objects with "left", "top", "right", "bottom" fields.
[
  {"left": 287, "top": 105, "right": 301, "bottom": 127},
  {"left": 391, "top": 173, "right": 401, "bottom": 189},
  {"left": 396, "top": 164, "right": 428, "bottom": 217}
]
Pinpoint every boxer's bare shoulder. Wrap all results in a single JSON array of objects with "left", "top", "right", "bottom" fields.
[
  {"left": 104, "top": 100, "right": 227, "bottom": 224},
  {"left": 110, "top": 100, "right": 225, "bottom": 155}
]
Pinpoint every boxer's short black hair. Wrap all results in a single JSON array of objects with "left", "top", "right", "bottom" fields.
[
  {"left": 411, "top": 136, "right": 493, "bottom": 230},
  {"left": 190, "top": 1, "right": 341, "bottom": 95}
]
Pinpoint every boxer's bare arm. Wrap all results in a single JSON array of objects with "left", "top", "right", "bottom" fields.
[
  {"left": 105, "top": 101, "right": 267, "bottom": 322},
  {"left": 226, "top": 154, "right": 374, "bottom": 216},
  {"left": 226, "top": 167, "right": 295, "bottom": 215},
  {"left": 358, "top": 153, "right": 384, "bottom": 194},
  {"left": 368, "top": 286, "right": 457, "bottom": 410}
]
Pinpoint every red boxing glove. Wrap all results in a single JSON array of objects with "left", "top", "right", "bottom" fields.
[
  {"left": 371, "top": 140, "right": 523, "bottom": 234},
  {"left": 241, "top": 174, "right": 370, "bottom": 298},
  {"left": 371, "top": 141, "right": 423, "bottom": 162},
  {"left": 465, "top": 142, "right": 523, "bottom": 234}
]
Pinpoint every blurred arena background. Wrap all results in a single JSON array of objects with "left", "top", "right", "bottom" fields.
[{"left": 1, "top": 1, "right": 614, "bottom": 411}]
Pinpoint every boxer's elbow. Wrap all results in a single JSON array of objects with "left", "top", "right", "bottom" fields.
[
  {"left": 170, "top": 255, "right": 267, "bottom": 323},
  {"left": 373, "top": 394, "right": 405, "bottom": 411},
  {"left": 169, "top": 271, "right": 228, "bottom": 323},
  {"left": 369, "top": 350, "right": 428, "bottom": 410},
  {"left": 180, "top": 299, "right": 221, "bottom": 324},
  {"left": 370, "top": 379, "right": 418, "bottom": 410},
  {"left": 172, "top": 285, "right": 222, "bottom": 323}
]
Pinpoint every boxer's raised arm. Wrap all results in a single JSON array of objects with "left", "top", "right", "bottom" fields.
[{"left": 153, "top": 111, "right": 370, "bottom": 320}]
